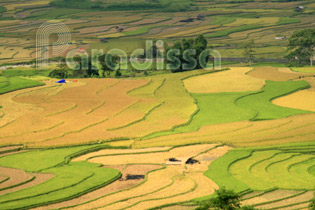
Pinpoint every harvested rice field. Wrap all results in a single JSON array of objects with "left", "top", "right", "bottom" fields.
[
  {"left": 273, "top": 89, "right": 315, "bottom": 112},
  {"left": 184, "top": 67, "right": 265, "bottom": 93},
  {"left": 247, "top": 66, "right": 302, "bottom": 81}
]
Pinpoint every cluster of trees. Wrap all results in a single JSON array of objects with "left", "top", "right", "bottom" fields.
[
  {"left": 166, "top": 34, "right": 209, "bottom": 72},
  {"left": 49, "top": 34, "right": 212, "bottom": 79},
  {"left": 49, "top": 54, "right": 122, "bottom": 79},
  {"left": 286, "top": 29, "right": 315, "bottom": 67},
  {"left": 48, "top": 28, "right": 314, "bottom": 79},
  {"left": 0, "top": 6, "right": 7, "bottom": 15}
]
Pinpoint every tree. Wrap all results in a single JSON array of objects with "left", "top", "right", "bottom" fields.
[
  {"left": 167, "top": 34, "right": 208, "bottom": 72},
  {"left": 195, "top": 188, "right": 258, "bottom": 210},
  {"left": 286, "top": 29, "right": 315, "bottom": 67},
  {"left": 115, "top": 69, "right": 122, "bottom": 78},
  {"left": 73, "top": 55, "right": 82, "bottom": 70},
  {"left": 98, "top": 69, "right": 105, "bottom": 78},
  {"left": 193, "top": 35, "right": 208, "bottom": 69},
  {"left": 196, "top": 187, "right": 241, "bottom": 210},
  {"left": 241, "top": 40, "right": 255, "bottom": 66},
  {"left": 49, "top": 63, "right": 70, "bottom": 79},
  {"left": 87, "top": 59, "right": 98, "bottom": 77},
  {"left": 98, "top": 54, "right": 119, "bottom": 77},
  {"left": 183, "top": 38, "right": 194, "bottom": 51},
  {"left": 193, "top": 34, "right": 208, "bottom": 56}
]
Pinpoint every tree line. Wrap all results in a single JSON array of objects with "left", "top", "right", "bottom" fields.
[{"left": 49, "top": 35, "right": 212, "bottom": 78}]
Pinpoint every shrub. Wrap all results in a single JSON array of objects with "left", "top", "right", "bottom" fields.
[{"left": 115, "top": 69, "right": 122, "bottom": 78}]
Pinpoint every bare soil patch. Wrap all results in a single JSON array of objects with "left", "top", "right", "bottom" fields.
[{"left": 32, "top": 164, "right": 161, "bottom": 210}]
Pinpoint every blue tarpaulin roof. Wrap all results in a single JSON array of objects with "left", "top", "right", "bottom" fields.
[{"left": 57, "top": 79, "right": 66, "bottom": 84}]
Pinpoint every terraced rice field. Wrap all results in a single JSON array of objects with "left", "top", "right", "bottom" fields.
[
  {"left": 241, "top": 190, "right": 314, "bottom": 210},
  {"left": 1, "top": 66, "right": 315, "bottom": 209},
  {"left": 49, "top": 144, "right": 224, "bottom": 210},
  {"left": 0, "top": 67, "right": 314, "bottom": 148},
  {"left": 0, "top": 144, "right": 122, "bottom": 209},
  {"left": 204, "top": 142, "right": 315, "bottom": 209},
  {"left": 0, "top": 0, "right": 313, "bottom": 64},
  {"left": 0, "top": 0, "right": 315, "bottom": 208}
]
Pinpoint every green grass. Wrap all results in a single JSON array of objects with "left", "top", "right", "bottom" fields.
[
  {"left": 171, "top": 92, "right": 254, "bottom": 132},
  {"left": 0, "top": 145, "right": 100, "bottom": 172},
  {"left": 0, "top": 76, "right": 43, "bottom": 115},
  {"left": 0, "top": 77, "right": 43, "bottom": 95},
  {"left": 211, "top": 16, "right": 236, "bottom": 25},
  {"left": 266, "top": 154, "right": 314, "bottom": 189},
  {"left": 276, "top": 17, "right": 300, "bottom": 25},
  {"left": 145, "top": 80, "right": 311, "bottom": 139},
  {"left": 309, "top": 165, "right": 315, "bottom": 177},
  {"left": 230, "top": 150, "right": 278, "bottom": 190},
  {"left": 236, "top": 80, "right": 311, "bottom": 120},
  {"left": 252, "top": 62, "right": 288, "bottom": 67},
  {"left": 204, "top": 142, "right": 315, "bottom": 195},
  {"left": 1, "top": 69, "right": 52, "bottom": 77},
  {"left": 251, "top": 153, "right": 294, "bottom": 186},
  {"left": 90, "top": 38, "right": 145, "bottom": 54},
  {"left": 291, "top": 67, "right": 315, "bottom": 73},
  {"left": 0, "top": 145, "right": 122, "bottom": 209},
  {"left": 204, "top": 149, "right": 251, "bottom": 193}
]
